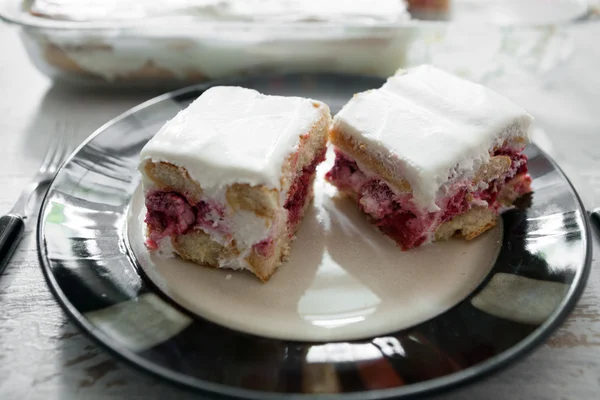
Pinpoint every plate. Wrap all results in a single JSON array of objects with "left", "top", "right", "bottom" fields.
[{"left": 38, "top": 73, "right": 592, "bottom": 399}]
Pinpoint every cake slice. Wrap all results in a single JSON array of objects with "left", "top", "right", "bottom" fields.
[
  {"left": 325, "top": 65, "right": 533, "bottom": 251},
  {"left": 139, "top": 86, "right": 331, "bottom": 281}
]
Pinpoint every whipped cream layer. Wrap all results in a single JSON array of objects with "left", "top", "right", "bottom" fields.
[
  {"left": 333, "top": 64, "right": 533, "bottom": 212},
  {"left": 140, "top": 86, "right": 328, "bottom": 196},
  {"left": 31, "top": 0, "right": 409, "bottom": 23}
]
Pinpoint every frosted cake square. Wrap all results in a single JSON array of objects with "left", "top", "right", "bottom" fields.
[
  {"left": 325, "top": 65, "right": 533, "bottom": 250},
  {"left": 139, "top": 86, "right": 331, "bottom": 281}
]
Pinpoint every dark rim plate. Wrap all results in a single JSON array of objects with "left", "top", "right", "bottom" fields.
[{"left": 37, "top": 73, "right": 592, "bottom": 399}]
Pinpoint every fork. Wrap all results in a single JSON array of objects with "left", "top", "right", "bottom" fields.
[{"left": 0, "top": 127, "right": 73, "bottom": 275}]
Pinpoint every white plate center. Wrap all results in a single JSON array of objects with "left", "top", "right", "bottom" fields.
[{"left": 127, "top": 152, "right": 502, "bottom": 341}]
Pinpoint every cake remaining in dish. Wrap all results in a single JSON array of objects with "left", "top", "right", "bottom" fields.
[
  {"left": 325, "top": 64, "right": 533, "bottom": 251},
  {"left": 139, "top": 86, "right": 331, "bottom": 281},
  {"left": 24, "top": 0, "right": 411, "bottom": 86}
]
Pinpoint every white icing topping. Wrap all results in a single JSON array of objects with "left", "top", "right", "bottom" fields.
[
  {"left": 31, "top": 0, "right": 409, "bottom": 23},
  {"left": 140, "top": 86, "right": 328, "bottom": 195},
  {"left": 207, "top": 0, "right": 408, "bottom": 23},
  {"left": 333, "top": 64, "right": 533, "bottom": 212}
]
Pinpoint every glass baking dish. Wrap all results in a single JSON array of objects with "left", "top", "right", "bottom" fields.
[{"left": 1, "top": 0, "right": 596, "bottom": 89}]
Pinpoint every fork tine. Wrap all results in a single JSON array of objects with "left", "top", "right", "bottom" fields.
[
  {"left": 63, "top": 123, "right": 76, "bottom": 157},
  {"left": 55, "top": 122, "right": 76, "bottom": 172},
  {"left": 39, "top": 131, "right": 61, "bottom": 174},
  {"left": 58, "top": 127, "right": 70, "bottom": 162},
  {"left": 49, "top": 129, "right": 68, "bottom": 173}
]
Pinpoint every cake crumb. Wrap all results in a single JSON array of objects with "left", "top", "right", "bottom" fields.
[{"left": 226, "top": 274, "right": 232, "bottom": 280}]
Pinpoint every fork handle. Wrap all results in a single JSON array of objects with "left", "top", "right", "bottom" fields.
[{"left": 0, "top": 214, "right": 25, "bottom": 276}]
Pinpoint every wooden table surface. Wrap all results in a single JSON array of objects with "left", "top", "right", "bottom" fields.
[{"left": 0, "top": 20, "right": 599, "bottom": 400}]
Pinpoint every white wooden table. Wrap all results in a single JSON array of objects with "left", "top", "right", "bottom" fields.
[{"left": 1, "top": 21, "right": 599, "bottom": 400}]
